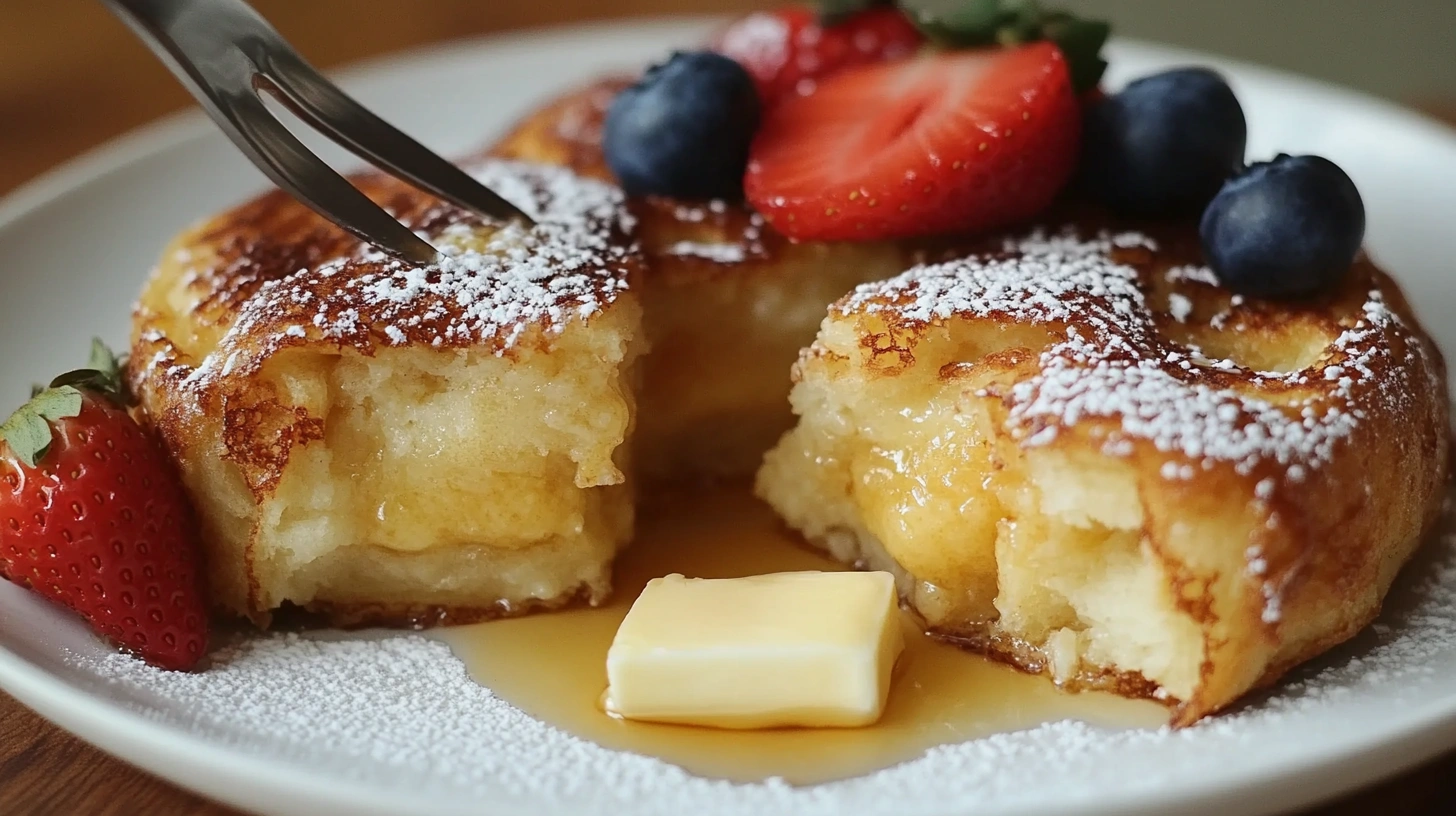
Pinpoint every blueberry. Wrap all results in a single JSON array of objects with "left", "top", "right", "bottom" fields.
[
  {"left": 1082, "top": 67, "right": 1247, "bottom": 216},
  {"left": 602, "top": 51, "right": 761, "bottom": 200},
  {"left": 1199, "top": 155, "right": 1365, "bottom": 299}
]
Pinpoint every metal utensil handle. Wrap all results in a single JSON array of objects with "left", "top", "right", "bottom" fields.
[{"left": 103, "top": 0, "right": 533, "bottom": 264}]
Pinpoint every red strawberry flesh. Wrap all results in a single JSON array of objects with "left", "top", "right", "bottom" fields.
[
  {"left": 1, "top": 397, "right": 208, "bottom": 671},
  {"left": 745, "top": 42, "right": 1082, "bottom": 241}
]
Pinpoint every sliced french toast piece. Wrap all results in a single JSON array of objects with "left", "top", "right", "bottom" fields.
[
  {"left": 757, "top": 224, "right": 1449, "bottom": 723},
  {"left": 130, "top": 160, "right": 646, "bottom": 626},
  {"left": 488, "top": 78, "right": 918, "bottom": 477}
]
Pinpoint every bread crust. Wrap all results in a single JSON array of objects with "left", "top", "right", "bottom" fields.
[
  {"left": 756, "top": 223, "right": 1448, "bottom": 723},
  {"left": 130, "top": 160, "right": 645, "bottom": 625}
]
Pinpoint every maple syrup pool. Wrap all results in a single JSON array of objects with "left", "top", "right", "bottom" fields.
[{"left": 434, "top": 487, "right": 1166, "bottom": 785}]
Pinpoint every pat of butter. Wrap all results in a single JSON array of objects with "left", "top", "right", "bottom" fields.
[{"left": 604, "top": 571, "right": 904, "bottom": 729}]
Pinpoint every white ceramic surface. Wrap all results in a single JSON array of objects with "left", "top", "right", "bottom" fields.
[{"left": 2, "top": 17, "right": 1456, "bottom": 816}]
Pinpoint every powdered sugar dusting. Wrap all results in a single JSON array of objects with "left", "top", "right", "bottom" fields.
[
  {"left": 715, "top": 12, "right": 792, "bottom": 81},
  {"left": 299, "top": 159, "right": 634, "bottom": 352},
  {"left": 1167, "top": 293, "right": 1193, "bottom": 323},
  {"left": 157, "top": 160, "right": 638, "bottom": 392},
  {"left": 665, "top": 241, "right": 749, "bottom": 264},
  {"left": 843, "top": 230, "right": 1148, "bottom": 331},
  {"left": 841, "top": 228, "right": 1418, "bottom": 479},
  {"left": 1166, "top": 264, "right": 1220, "bottom": 286},
  {"left": 652, "top": 201, "right": 770, "bottom": 262},
  {"left": 71, "top": 509, "right": 1456, "bottom": 814}
]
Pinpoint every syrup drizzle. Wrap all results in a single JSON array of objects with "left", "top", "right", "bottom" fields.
[{"left": 436, "top": 487, "right": 1167, "bottom": 785}]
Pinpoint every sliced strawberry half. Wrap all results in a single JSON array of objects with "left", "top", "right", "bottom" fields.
[{"left": 744, "top": 42, "right": 1081, "bottom": 242}]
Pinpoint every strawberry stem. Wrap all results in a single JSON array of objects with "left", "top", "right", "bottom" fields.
[
  {"left": 898, "top": 0, "right": 1110, "bottom": 93},
  {"left": 819, "top": 0, "right": 896, "bottom": 26}
]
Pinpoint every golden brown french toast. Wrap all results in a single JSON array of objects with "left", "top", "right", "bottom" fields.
[
  {"left": 756, "top": 222, "right": 1449, "bottom": 723},
  {"left": 126, "top": 70, "right": 1449, "bottom": 731},
  {"left": 130, "top": 160, "right": 645, "bottom": 626},
  {"left": 489, "top": 78, "right": 921, "bottom": 477},
  {"left": 490, "top": 80, "right": 1451, "bottom": 723}
]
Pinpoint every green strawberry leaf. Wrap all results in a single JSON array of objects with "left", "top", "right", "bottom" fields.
[
  {"left": 2, "top": 340, "right": 128, "bottom": 468},
  {"left": 1044, "top": 15, "right": 1111, "bottom": 92},
  {"left": 88, "top": 337, "right": 119, "bottom": 378},
  {"left": 897, "top": 0, "right": 1110, "bottom": 92},
  {"left": 1000, "top": 0, "right": 1047, "bottom": 44},
  {"left": 1, "top": 411, "right": 50, "bottom": 469},
  {"left": 30, "top": 386, "right": 83, "bottom": 422},
  {"left": 899, "top": 0, "right": 1006, "bottom": 46},
  {"left": 820, "top": 0, "right": 895, "bottom": 26},
  {"left": 48, "top": 338, "right": 130, "bottom": 405},
  {"left": 1, "top": 385, "right": 83, "bottom": 468}
]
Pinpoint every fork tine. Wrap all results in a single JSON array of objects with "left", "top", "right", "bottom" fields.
[
  {"left": 105, "top": 0, "right": 440, "bottom": 264},
  {"left": 261, "top": 49, "right": 537, "bottom": 228},
  {"left": 105, "top": 0, "right": 530, "bottom": 264},
  {"left": 224, "top": 90, "right": 442, "bottom": 264}
]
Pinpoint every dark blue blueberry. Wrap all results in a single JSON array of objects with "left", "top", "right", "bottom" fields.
[
  {"left": 1200, "top": 155, "right": 1365, "bottom": 298},
  {"left": 1082, "top": 67, "right": 1247, "bottom": 216},
  {"left": 602, "top": 51, "right": 761, "bottom": 200}
]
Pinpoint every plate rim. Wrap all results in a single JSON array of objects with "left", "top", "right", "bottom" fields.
[
  {"left": 2, "top": 15, "right": 1456, "bottom": 816},
  {"left": 5, "top": 15, "right": 1454, "bottom": 239}
]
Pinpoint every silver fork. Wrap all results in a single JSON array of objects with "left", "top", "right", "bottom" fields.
[{"left": 103, "top": 0, "right": 534, "bottom": 265}]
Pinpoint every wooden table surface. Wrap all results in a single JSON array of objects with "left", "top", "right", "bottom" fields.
[{"left": 0, "top": 2, "right": 1453, "bottom": 814}]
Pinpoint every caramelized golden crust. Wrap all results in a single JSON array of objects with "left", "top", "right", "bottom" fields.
[
  {"left": 130, "top": 160, "right": 646, "bottom": 625},
  {"left": 487, "top": 78, "right": 622, "bottom": 183},
  {"left": 758, "top": 223, "right": 1449, "bottom": 724},
  {"left": 486, "top": 77, "right": 780, "bottom": 272},
  {"left": 135, "top": 158, "right": 639, "bottom": 490}
]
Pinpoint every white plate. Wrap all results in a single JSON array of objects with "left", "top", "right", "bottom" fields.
[{"left": 2, "top": 16, "right": 1456, "bottom": 816}]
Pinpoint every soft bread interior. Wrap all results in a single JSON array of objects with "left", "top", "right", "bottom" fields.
[
  {"left": 630, "top": 226, "right": 910, "bottom": 478},
  {"left": 757, "top": 314, "right": 1206, "bottom": 701},
  {"left": 183, "top": 309, "right": 643, "bottom": 621}
]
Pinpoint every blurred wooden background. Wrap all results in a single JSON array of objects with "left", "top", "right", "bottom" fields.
[
  {"left": 0, "top": 1, "right": 1453, "bottom": 814},
  {"left": 0, "top": 0, "right": 754, "bottom": 194},
  {"left": 1, "top": 0, "right": 1452, "bottom": 195}
]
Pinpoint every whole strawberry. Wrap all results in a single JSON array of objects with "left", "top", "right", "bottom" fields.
[
  {"left": 0, "top": 341, "right": 207, "bottom": 670},
  {"left": 712, "top": 5, "right": 924, "bottom": 106}
]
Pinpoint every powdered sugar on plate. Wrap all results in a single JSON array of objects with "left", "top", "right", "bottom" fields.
[{"left": 71, "top": 501, "right": 1456, "bottom": 816}]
